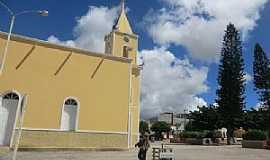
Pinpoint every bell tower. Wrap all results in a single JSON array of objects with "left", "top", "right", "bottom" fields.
[
  {"left": 105, "top": 0, "right": 138, "bottom": 64},
  {"left": 105, "top": 0, "right": 142, "bottom": 148}
]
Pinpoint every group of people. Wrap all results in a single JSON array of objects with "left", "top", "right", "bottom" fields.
[{"left": 135, "top": 134, "right": 150, "bottom": 160}]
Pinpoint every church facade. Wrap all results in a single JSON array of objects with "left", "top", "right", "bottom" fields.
[{"left": 0, "top": 1, "right": 141, "bottom": 150}]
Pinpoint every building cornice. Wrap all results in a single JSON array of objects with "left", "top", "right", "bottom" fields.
[
  {"left": 114, "top": 31, "right": 139, "bottom": 39},
  {"left": 0, "top": 31, "right": 132, "bottom": 63}
]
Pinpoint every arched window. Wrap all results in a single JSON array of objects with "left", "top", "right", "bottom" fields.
[
  {"left": 61, "top": 98, "right": 79, "bottom": 131},
  {"left": 0, "top": 92, "right": 20, "bottom": 146},
  {"left": 65, "top": 99, "right": 78, "bottom": 106},
  {"left": 3, "top": 93, "right": 19, "bottom": 100}
]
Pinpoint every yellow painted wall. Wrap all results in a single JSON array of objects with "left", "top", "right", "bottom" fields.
[
  {"left": 131, "top": 69, "right": 141, "bottom": 107},
  {"left": 0, "top": 35, "right": 130, "bottom": 133},
  {"left": 15, "top": 130, "right": 128, "bottom": 149},
  {"left": 130, "top": 107, "right": 139, "bottom": 146}
]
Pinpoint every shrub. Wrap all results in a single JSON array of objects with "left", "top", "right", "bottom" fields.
[
  {"left": 180, "top": 131, "right": 200, "bottom": 139},
  {"left": 197, "top": 131, "right": 207, "bottom": 139},
  {"left": 243, "top": 130, "right": 267, "bottom": 141},
  {"left": 151, "top": 121, "right": 171, "bottom": 140},
  {"left": 204, "top": 131, "right": 213, "bottom": 138},
  {"left": 180, "top": 131, "right": 197, "bottom": 138},
  {"left": 180, "top": 131, "right": 214, "bottom": 139}
]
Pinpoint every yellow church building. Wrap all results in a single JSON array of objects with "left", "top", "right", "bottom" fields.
[{"left": 0, "top": 1, "right": 141, "bottom": 150}]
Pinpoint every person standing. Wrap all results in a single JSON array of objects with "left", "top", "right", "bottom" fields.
[{"left": 135, "top": 135, "right": 150, "bottom": 160}]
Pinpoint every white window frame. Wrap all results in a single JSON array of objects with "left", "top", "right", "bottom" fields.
[{"left": 0, "top": 90, "right": 22, "bottom": 148}]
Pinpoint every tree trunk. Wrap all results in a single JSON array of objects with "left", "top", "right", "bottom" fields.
[{"left": 227, "top": 128, "right": 235, "bottom": 145}]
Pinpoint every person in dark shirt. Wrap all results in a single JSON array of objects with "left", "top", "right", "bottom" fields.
[{"left": 135, "top": 135, "right": 150, "bottom": 160}]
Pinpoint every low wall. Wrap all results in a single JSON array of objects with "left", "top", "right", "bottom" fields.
[
  {"left": 186, "top": 138, "right": 203, "bottom": 145},
  {"left": 242, "top": 140, "right": 266, "bottom": 149},
  {"left": 266, "top": 140, "right": 270, "bottom": 146},
  {"left": 13, "top": 130, "right": 128, "bottom": 150},
  {"left": 266, "top": 140, "right": 270, "bottom": 150}
]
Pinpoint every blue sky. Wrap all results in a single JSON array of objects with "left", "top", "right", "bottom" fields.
[{"left": 1, "top": 0, "right": 270, "bottom": 118}]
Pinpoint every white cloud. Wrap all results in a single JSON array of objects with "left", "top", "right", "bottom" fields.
[
  {"left": 144, "top": 0, "right": 268, "bottom": 61},
  {"left": 244, "top": 72, "right": 253, "bottom": 83},
  {"left": 140, "top": 48, "right": 208, "bottom": 119},
  {"left": 47, "top": 35, "right": 76, "bottom": 47},
  {"left": 253, "top": 102, "right": 263, "bottom": 110},
  {"left": 48, "top": 6, "right": 119, "bottom": 53}
]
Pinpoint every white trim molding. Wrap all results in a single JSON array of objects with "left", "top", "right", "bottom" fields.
[
  {"left": 127, "top": 62, "right": 132, "bottom": 148},
  {"left": 137, "top": 73, "right": 142, "bottom": 142},
  {"left": 77, "top": 130, "right": 128, "bottom": 135},
  {"left": 18, "top": 128, "right": 128, "bottom": 135}
]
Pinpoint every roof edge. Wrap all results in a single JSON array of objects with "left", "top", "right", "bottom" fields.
[{"left": 0, "top": 31, "right": 132, "bottom": 63}]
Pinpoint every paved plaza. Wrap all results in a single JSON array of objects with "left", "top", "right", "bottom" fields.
[{"left": 1, "top": 144, "right": 270, "bottom": 160}]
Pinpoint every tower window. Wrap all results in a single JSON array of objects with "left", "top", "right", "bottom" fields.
[{"left": 123, "top": 46, "right": 129, "bottom": 58}]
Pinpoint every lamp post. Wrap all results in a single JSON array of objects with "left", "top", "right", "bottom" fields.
[
  {"left": 0, "top": 0, "right": 48, "bottom": 74},
  {"left": 184, "top": 109, "right": 187, "bottom": 131}
]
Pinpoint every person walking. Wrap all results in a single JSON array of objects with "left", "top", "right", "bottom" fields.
[{"left": 135, "top": 135, "right": 150, "bottom": 160}]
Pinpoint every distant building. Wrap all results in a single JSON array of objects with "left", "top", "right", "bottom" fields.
[{"left": 149, "top": 112, "right": 190, "bottom": 132}]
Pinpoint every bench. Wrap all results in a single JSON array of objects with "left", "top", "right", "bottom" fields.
[{"left": 152, "top": 145, "right": 175, "bottom": 160}]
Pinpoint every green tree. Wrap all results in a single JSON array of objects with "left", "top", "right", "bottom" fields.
[
  {"left": 216, "top": 23, "right": 246, "bottom": 144},
  {"left": 253, "top": 43, "right": 270, "bottom": 108},
  {"left": 242, "top": 109, "right": 270, "bottom": 131},
  {"left": 139, "top": 121, "right": 150, "bottom": 135},
  {"left": 186, "top": 105, "right": 219, "bottom": 131},
  {"left": 150, "top": 121, "right": 171, "bottom": 140}
]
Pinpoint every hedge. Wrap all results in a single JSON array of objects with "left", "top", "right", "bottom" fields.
[
  {"left": 179, "top": 130, "right": 222, "bottom": 139},
  {"left": 243, "top": 130, "right": 267, "bottom": 141}
]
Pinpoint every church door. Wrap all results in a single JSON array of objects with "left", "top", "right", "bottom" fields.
[{"left": 0, "top": 92, "right": 19, "bottom": 146}]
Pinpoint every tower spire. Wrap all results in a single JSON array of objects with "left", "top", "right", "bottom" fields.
[
  {"left": 121, "top": 0, "right": 125, "bottom": 13},
  {"left": 112, "top": 0, "right": 133, "bottom": 34}
]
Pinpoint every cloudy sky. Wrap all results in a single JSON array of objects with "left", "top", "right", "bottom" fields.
[{"left": 1, "top": 0, "right": 270, "bottom": 118}]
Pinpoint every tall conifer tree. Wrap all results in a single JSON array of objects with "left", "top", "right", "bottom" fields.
[
  {"left": 253, "top": 43, "right": 270, "bottom": 108},
  {"left": 216, "top": 23, "right": 245, "bottom": 144}
]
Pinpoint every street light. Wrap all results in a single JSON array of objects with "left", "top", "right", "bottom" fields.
[
  {"left": 183, "top": 109, "right": 188, "bottom": 131},
  {"left": 0, "top": 0, "right": 48, "bottom": 74}
]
